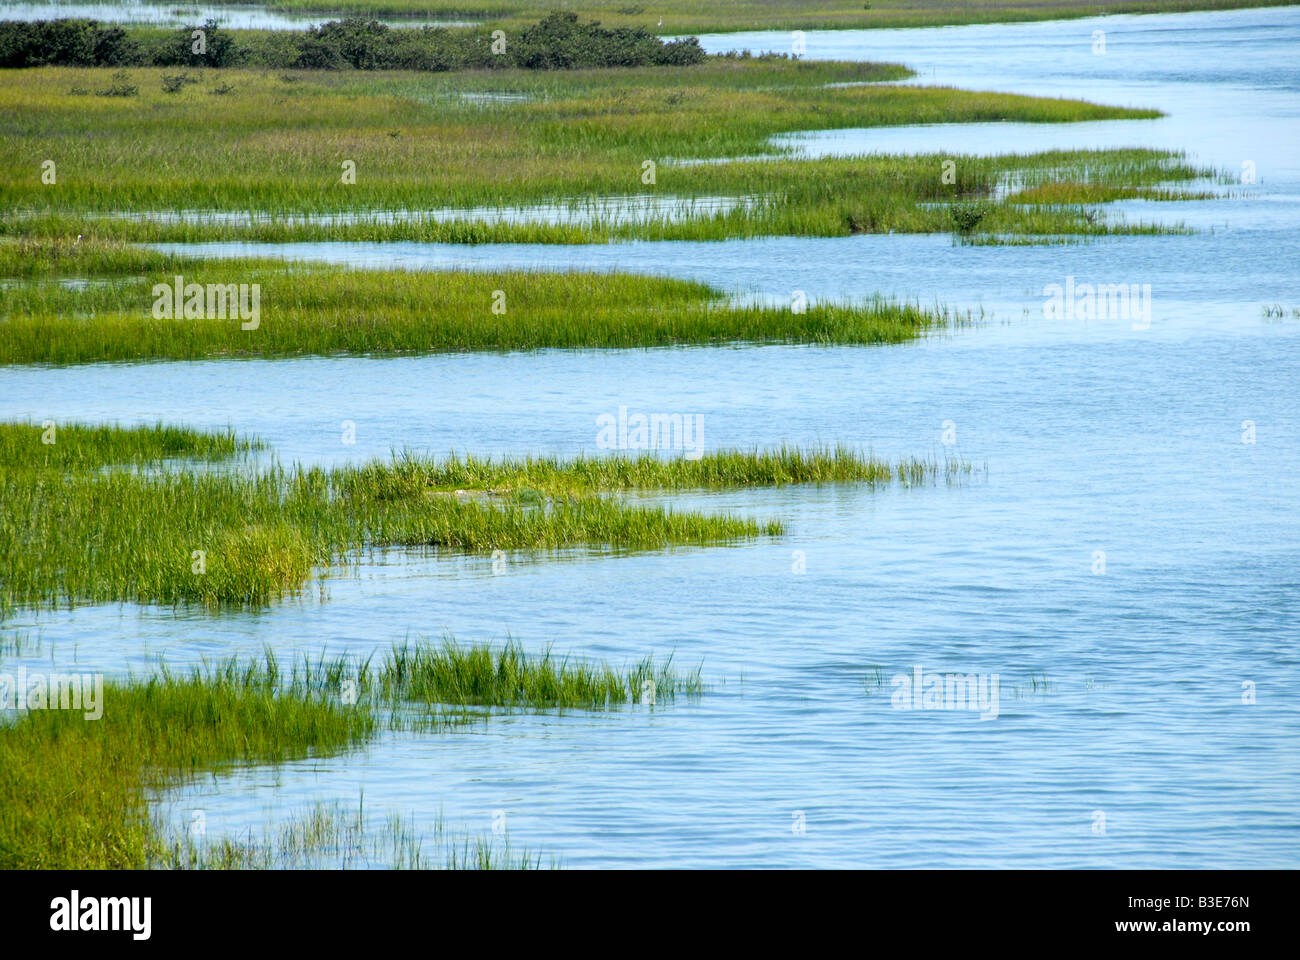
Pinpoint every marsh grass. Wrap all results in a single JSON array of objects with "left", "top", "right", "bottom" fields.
[
  {"left": 0, "top": 640, "right": 693, "bottom": 868},
  {"left": 2, "top": 422, "right": 963, "bottom": 610},
  {"left": 1006, "top": 183, "right": 1216, "bottom": 205},
  {"left": 0, "top": 649, "right": 562, "bottom": 869},
  {"left": 1, "top": 357, "right": 968, "bottom": 871},
  {"left": 0, "top": 238, "right": 957, "bottom": 364},
  {"left": 352, "top": 444, "right": 966, "bottom": 497},
  {"left": 0, "top": 421, "right": 967, "bottom": 866},
  {"left": 239, "top": 0, "right": 1296, "bottom": 33},
  {"left": 0, "top": 420, "right": 253, "bottom": 469},
  {"left": 1, "top": 461, "right": 775, "bottom": 609},
  {"left": 381, "top": 637, "right": 701, "bottom": 710},
  {"left": 0, "top": 62, "right": 1201, "bottom": 245},
  {"left": 0, "top": 656, "right": 374, "bottom": 869}
]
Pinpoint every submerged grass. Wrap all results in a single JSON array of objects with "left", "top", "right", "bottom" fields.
[
  {"left": 163, "top": 799, "right": 554, "bottom": 870},
  {"left": 1, "top": 422, "right": 962, "bottom": 610},
  {"left": 0, "top": 239, "right": 954, "bottom": 364}
]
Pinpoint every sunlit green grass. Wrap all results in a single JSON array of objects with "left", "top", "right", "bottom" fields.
[
  {"left": 0, "top": 419, "right": 254, "bottom": 468},
  {"left": 0, "top": 656, "right": 375, "bottom": 869},
  {"left": 0, "top": 238, "right": 957, "bottom": 363},
  {"left": 348, "top": 444, "right": 962, "bottom": 497},
  {"left": 0, "top": 650, "right": 555, "bottom": 869},
  {"left": 0, "top": 61, "right": 1204, "bottom": 245},
  {"left": 381, "top": 638, "right": 701, "bottom": 710},
  {"left": 1, "top": 422, "right": 963, "bottom": 611},
  {"left": 1, "top": 461, "right": 776, "bottom": 610},
  {"left": 0, "top": 635, "right": 710, "bottom": 868}
]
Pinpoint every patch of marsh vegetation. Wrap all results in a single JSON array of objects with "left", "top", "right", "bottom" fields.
[
  {"left": 0, "top": 58, "right": 1207, "bottom": 244},
  {"left": 350, "top": 444, "right": 966, "bottom": 497},
  {"left": 0, "top": 638, "right": 704, "bottom": 868},
  {"left": 0, "top": 238, "right": 960, "bottom": 364},
  {"left": 0, "top": 419, "right": 256, "bottom": 469},
  {"left": 1000, "top": 156, "right": 1221, "bottom": 209},
  {"left": 380, "top": 637, "right": 701, "bottom": 711},
  {"left": 0, "top": 656, "right": 375, "bottom": 868},
  {"left": 0, "top": 422, "right": 965, "bottom": 611},
  {"left": 0, "top": 422, "right": 972, "bottom": 867}
]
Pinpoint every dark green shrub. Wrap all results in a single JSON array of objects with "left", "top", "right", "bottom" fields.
[
  {"left": 654, "top": 37, "right": 706, "bottom": 66},
  {"left": 313, "top": 17, "right": 389, "bottom": 70},
  {"left": 90, "top": 24, "right": 136, "bottom": 66},
  {"left": 155, "top": 19, "right": 240, "bottom": 68},
  {"left": 292, "top": 33, "right": 346, "bottom": 70},
  {"left": 950, "top": 201, "right": 989, "bottom": 234},
  {"left": 0, "top": 19, "right": 139, "bottom": 67},
  {"left": 94, "top": 69, "right": 137, "bottom": 97},
  {"left": 0, "top": 14, "right": 705, "bottom": 73},
  {"left": 512, "top": 13, "right": 702, "bottom": 69}
]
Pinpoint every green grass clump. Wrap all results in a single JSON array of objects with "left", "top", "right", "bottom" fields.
[
  {"left": 0, "top": 420, "right": 253, "bottom": 470},
  {"left": 1006, "top": 182, "right": 1216, "bottom": 205},
  {"left": 0, "top": 235, "right": 177, "bottom": 277},
  {"left": 347, "top": 444, "right": 961, "bottom": 498},
  {"left": 0, "top": 240, "right": 954, "bottom": 364},
  {"left": 0, "top": 638, "right": 702, "bottom": 868},
  {"left": 0, "top": 657, "right": 374, "bottom": 869},
  {"left": 0, "top": 422, "right": 965, "bottom": 611},
  {"left": 381, "top": 638, "right": 701, "bottom": 710}
]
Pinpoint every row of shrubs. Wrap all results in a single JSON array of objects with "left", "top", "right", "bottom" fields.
[{"left": 0, "top": 13, "right": 707, "bottom": 71}]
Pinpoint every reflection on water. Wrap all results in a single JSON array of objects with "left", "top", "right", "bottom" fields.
[
  {"left": 101, "top": 195, "right": 755, "bottom": 228},
  {"left": 4, "top": 7, "right": 1299, "bottom": 868},
  {"left": 0, "top": 2, "right": 475, "bottom": 30}
]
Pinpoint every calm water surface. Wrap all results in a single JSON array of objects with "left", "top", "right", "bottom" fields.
[{"left": 3, "top": 8, "right": 1298, "bottom": 868}]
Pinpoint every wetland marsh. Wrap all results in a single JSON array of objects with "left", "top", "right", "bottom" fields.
[{"left": 0, "top": 5, "right": 1297, "bottom": 871}]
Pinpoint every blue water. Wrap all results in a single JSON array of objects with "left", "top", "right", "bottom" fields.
[{"left": 3, "top": 7, "right": 1299, "bottom": 867}]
